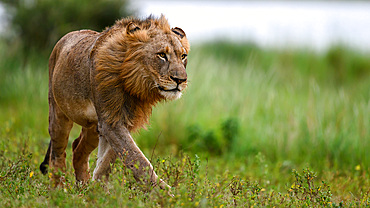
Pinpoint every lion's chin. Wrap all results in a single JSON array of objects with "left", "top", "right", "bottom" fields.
[{"left": 159, "top": 90, "right": 182, "bottom": 100}]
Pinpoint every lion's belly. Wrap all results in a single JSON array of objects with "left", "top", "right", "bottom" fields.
[
  {"left": 54, "top": 87, "right": 98, "bottom": 128},
  {"left": 64, "top": 99, "right": 97, "bottom": 127},
  {"left": 71, "top": 100, "right": 98, "bottom": 127}
]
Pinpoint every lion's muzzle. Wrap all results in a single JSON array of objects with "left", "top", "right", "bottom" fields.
[{"left": 158, "top": 74, "right": 187, "bottom": 100}]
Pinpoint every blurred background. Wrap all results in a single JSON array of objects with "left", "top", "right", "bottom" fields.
[
  {"left": 1, "top": 0, "right": 370, "bottom": 51},
  {"left": 0, "top": 0, "right": 369, "bottom": 174}
]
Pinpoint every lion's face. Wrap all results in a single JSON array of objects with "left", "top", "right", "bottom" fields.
[
  {"left": 142, "top": 29, "right": 189, "bottom": 101},
  {"left": 95, "top": 18, "right": 190, "bottom": 107}
]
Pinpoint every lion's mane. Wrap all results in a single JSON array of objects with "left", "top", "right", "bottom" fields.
[{"left": 92, "top": 16, "right": 189, "bottom": 131}]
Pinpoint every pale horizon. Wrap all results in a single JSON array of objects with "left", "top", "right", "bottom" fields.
[{"left": 132, "top": 1, "right": 370, "bottom": 52}]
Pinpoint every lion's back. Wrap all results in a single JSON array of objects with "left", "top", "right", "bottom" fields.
[{"left": 50, "top": 30, "right": 99, "bottom": 68}]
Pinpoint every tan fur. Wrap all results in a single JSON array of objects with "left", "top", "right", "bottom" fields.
[{"left": 40, "top": 15, "right": 189, "bottom": 191}]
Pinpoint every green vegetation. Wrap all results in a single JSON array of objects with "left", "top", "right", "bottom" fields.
[
  {"left": 0, "top": 0, "right": 132, "bottom": 50},
  {"left": 0, "top": 40, "right": 369, "bottom": 207}
]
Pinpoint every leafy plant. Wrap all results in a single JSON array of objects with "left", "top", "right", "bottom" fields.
[
  {"left": 185, "top": 117, "right": 240, "bottom": 155},
  {"left": 221, "top": 117, "right": 240, "bottom": 152},
  {"left": 0, "top": 0, "right": 132, "bottom": 50},
  {"left": 289, "top": 168, "right": 332, "bottom": 206}
]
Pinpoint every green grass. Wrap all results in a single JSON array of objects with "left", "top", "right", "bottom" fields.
[{"left": 0, "top": 41, "right": 369, "bottom": 207}]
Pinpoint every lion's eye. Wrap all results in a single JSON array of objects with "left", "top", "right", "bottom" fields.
[
  {"left": 181, "top": 54, "right": 187, "bottom": 60},
  {"left": 157, "top": 52, "right": 167, "bottom": 61}
]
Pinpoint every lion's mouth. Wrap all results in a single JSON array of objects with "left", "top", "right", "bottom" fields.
[
  {"left": 157, "top": 85, "right": 184, "bottom": 100},
  {"left": 158, "top": 86, "right": 180, "bottom": 92}
]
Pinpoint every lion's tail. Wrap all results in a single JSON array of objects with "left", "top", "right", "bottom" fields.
[
  {"left": 39, "top": 141, "right": 51, "bottom": 175},
  {"left": 39, "top": 43, "right": 58, "bottom": 175}
]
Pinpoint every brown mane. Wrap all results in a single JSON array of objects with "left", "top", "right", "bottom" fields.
[{"left": 92, "top": 16, "right": 177, "bottom": 131}]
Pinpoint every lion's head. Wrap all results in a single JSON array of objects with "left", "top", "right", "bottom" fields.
[{"left": 93, "top": 15, "right": 190, "bottom": 129}]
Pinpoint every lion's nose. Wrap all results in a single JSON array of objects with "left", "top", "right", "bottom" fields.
[{"left": 170, "top": 76, "right": 187, "bottom": 85}]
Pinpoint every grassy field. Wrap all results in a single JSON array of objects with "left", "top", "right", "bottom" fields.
[{"left": 0, "top": 41, "right": 369, "bottom": 207}]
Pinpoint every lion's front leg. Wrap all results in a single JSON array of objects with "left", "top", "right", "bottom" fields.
[
  {"left": 95, "top": 120, "right": 170, "bottom": 191},
  {"left": 92, "top": 136, "right": 117, "bottom": 181}
]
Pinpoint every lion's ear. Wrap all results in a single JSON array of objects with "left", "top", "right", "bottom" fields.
[
  {"left": 126, "top": 22, "right": 141, "bottom": 34},
  {"left": 172, "top": 27, "right": 186, "bottom": 39}
]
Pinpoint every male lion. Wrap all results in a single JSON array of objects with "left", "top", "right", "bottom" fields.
[{"left": 39, "top": 15, "right": 189, "bottom": 190}]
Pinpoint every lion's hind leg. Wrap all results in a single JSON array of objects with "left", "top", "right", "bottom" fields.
[
  {"left": 72, "top": 125, "right": 99, "bottom": 183},
  {"left": 48, "top": 100, "right": 73, "bottom": 187}
]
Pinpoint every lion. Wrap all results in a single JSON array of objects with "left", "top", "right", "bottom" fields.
[{"left": 39, "top": 15, "right": 189, "bottom": 191}]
